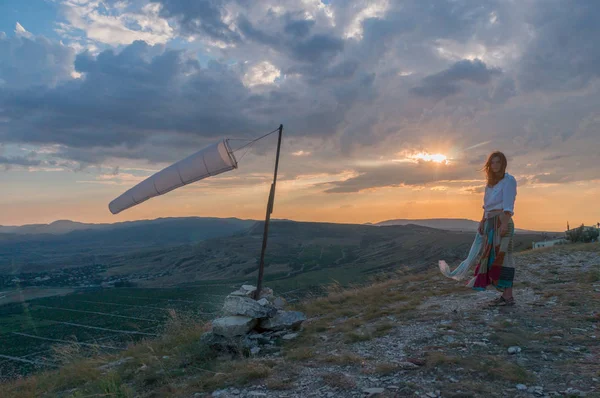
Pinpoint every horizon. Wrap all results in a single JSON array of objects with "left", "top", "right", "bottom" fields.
[
  {"left": 1, "top": 1, "right": 599, "bottom": 232},
  {"left": 0, "top": 215, "right": 572, "bottom": 233}
]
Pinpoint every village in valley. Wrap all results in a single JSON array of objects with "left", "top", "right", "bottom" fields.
[{"left": 532, "top": 222, "right": 600, "bottom": 249}]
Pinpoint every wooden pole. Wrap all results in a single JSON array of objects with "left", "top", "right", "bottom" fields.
[{"left": 254, "top": 124, "right": 283, "bottom": 300}]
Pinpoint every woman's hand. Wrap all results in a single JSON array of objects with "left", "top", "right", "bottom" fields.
[
  {"left": 500, "top": 212, "right": 511, "bottom": 237},
  {"left": 478, "top": 220, "right": 485, "bottom": 235}
]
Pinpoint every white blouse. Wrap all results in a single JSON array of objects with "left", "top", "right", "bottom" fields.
[{"left": 483, "top": 173, "right": 517, "bottom": 217}]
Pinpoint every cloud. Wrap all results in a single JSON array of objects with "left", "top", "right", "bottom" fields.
[
  {"left": 58, "top": 0, "right": 174, "bottom": 47},
  {"left": 14, "top": 22, "right": 33, "bottom": 39},
  {"left": 323, "top": 161, "right": 478, "bottom": 193},
  {"left": 0, "top": 40, "right": 264, "bottom": 161},
  {"left": 0, "top": 155, "right": 42, "bottom": 168},
  {"left": 411, "top": 59, "right": 501, "bottom": 99},
  {"left": 236, "top": 16, "right": 344, "bottom": 64},
  {"left": 0, "top": 28, "right": 76, "bottom": 89},
  {"left": 151, "top": 0, "right": 240, "bottom": 45},
  {"left": 517, "top": 0, "right": 600, "bottom": 92},
  {"left": 243, "top": 61, "right": 281, "bottom": 87},
  {"left": 1, "top": 0, "right": 599, "bottom": 195}
]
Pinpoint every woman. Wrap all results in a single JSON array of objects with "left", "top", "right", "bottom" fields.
[{"left": 439, "top": 151, "right": 517, "bottom": 307}]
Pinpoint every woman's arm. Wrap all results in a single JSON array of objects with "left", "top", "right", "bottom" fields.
[{"left": 500, "top": 176, "right": 517, "bottom": 236}]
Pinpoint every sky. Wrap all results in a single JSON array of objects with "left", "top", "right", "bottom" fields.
[{"left": 0, "top": 0, "right": 599, "bottom": 231}]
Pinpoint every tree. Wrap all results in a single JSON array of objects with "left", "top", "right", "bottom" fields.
[{"left": 566, "top": 224, "right": 599, "bottom": 243}]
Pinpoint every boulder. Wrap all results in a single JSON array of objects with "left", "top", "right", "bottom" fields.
[
  {"left": 229, "top": 285, "right": 273, "bottom": 299},
  {"left": 222, "top": 295, "right": 276, "bottom": 318},
  {"left": 257, "top": 298, "right": 270, "bottom": 306},
  {"left": 230, "top": 285, "right": 257, "bottom": 297},
  {"left": 271, "top": 296, "right": 287, "bottom": 309},
  {"left": 258, "top": 310, "right": 306, "bottom": 331},
  {"left": 212, "top": 316, "right": 257, "bottom": 338},
  {"left": 200, "top": 332, "right": 241, "bottom": 354},
  {"left": 258, "top": 287, "right": 274, "bottom": 300}
]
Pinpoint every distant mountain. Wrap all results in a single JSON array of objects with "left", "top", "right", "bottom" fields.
[
  {"left": 0, "top": 218, "right": 549, "bottom": 287},
  {"left": 0, "top": 217, "right": 256, "bottom": 236},
  {"left": 372, "top": 218, "right": 556, "bottom": 234},
  {"left": 373, "top": 218, "right": 479, "bottom": 231},
  {"left": 0, "top": 220, "right": 111, "bottom": 235}
]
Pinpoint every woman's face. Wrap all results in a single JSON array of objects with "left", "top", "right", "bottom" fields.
[{"left": 490, "top": 156, "right": 503, "bottom": 174}]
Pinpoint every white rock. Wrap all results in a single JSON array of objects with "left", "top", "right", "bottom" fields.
[
  {"left": 250, "top": 347, "right": 261, "bottom": 355},
  {"left": 230, "top": 285, "right": 257, "bottom": 297},
  {"left": 257, "top": 298, "right": 270, "bottom": 306},
  {"left": 223, "top": 295, "right": 275, "bottom": 318},
  {"left": 258, "top": 310, "right": 306, "bottom": 331},
  {"left": 516, "top": 384, "right": 527, "bottom": 391},
  {"left": 282, "top": 333, "right": 299, "bottom": 340},
  {"left": 397, "top": 361, "right": 420, "bottom": 370},
  {"left": 212, "top": 316, "right": 257, "bottom": 337},
  {"left": 508, "top": 346, "right": 522, "bottom": 354},
  {"left": 258, "top": 287, "right": 274, "bottom": 299},
  {"left": 363, "top": 387, "right": 385, "bottom": 396},
  {"left": 272, "top": 296, "right": 287, "bottom": 309}
]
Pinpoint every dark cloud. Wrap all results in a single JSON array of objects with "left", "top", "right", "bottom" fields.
[
  {"left": 151, "top": 0, "right": 241, "bottom": 44},
  {"left": 0, "top": 31, "right": 75, "bottom": 89},
  {"left": 237, "top": 16, "right": 344, "bottom": 64},
  {"left": 323, "top": 162, "right": 477, "bottom": 193},
  {"left": 0, "top": 41, "right": 261, "bottom": 152},
  {"left": 1, "top": 0, "right": 599, "bottom": 188},
  {"left": 531, "top": 169, "right": 600, "bottom": 185},
  {"left": 518, "top": 0, "right": 600, "bottom": 92},
  {"left": 283, "top": 17, "right": 315, "bottom": 39},
  {"left": 0, "top": 155, "right": 41, "bottom": 167},
  {"left": 411, "top": 59, "right": 501, "bottom": 99}
]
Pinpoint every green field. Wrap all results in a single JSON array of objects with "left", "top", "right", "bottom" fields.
[
  {"left": 0, "top": 258, "right": 393, "bottom": 380},
  {"left": 0, "top": 284, "right": 236, "bottom": 380}
]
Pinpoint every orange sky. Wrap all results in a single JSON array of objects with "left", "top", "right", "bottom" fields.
[{"left": 2, "top": 166, "right": 598, "bottom": 232}]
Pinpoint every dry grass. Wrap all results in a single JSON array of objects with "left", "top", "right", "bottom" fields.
[
  {"left": 424, "top": 351, "right": 461, "bottom": 368},
  {"left": 285, "top": 347, "right": 315, "bottom": 361},
  {"left": 373, "top": 362, "right": 401, "bottom": 375},
  {"left": 344, "top": 331, "right": 372, "bottom": 343},
  {"left": 192, "top": 360, "right": 275, "bottom": 391},
  {"left": 265, "top": 377, "right": 295, "bottom": 391},
  {"left": 320, "top": 351, "right": 364, "bottom": 366},
  {"left": 320, "top": 372, "right": 356, "bottom": 390},
  {"left": 373, "top": 322, "right": 395, "bottom": 337}
]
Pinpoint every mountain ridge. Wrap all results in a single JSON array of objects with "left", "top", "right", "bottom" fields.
[
  {"left": 1, "top": 216, "right": 562, "bottom": 236},
  {"left": 372, "top": 217, "right": 561, "bottom": 234}
]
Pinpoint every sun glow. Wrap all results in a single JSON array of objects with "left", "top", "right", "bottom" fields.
[{"left": 410, "top": 152, "right": 449, "bottom": 164}]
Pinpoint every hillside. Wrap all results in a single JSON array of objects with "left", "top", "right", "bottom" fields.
[
  {"left": 373, "top": 218, "right": 557, "bottom": 235},
  {"left": 0, "top": 217, "right": 256, "bottom": 236},
  {"left": 0, "top": 217, "right": 256, "bottom": 274},
  {"left": 0, "top": 220, "right": 546, "bottom": 289},
  {"left": 0, "top": 243, "right": 597, "bottom": 397}
]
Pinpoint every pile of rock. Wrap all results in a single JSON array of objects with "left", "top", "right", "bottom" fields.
[{"left": 203, "top": 285, "right": 306, "bottom": 355}]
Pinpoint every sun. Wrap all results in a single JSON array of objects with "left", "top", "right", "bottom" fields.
[{"left": 411, "top": 152, "right": 449, "bottom": 164}]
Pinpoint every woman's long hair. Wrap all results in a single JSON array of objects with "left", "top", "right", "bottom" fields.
[{"left": 483, "top": 151, "right": 507, "bottom": 186}]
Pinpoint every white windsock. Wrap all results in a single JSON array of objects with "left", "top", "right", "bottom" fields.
[{"left": 109, "top": 139, "right": 238, "bottom": 215}]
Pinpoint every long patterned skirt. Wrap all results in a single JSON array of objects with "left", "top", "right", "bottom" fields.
[
  {"left": 466, "top": 214, "right": 515, "bottom": 291},
  {"left": 438, "top": 214, "right": 516, "bottom": 291}
]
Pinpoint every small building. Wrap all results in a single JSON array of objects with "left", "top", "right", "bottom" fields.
[{"left": 532, "top": 238, "right": 568, "bottom": 249}]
